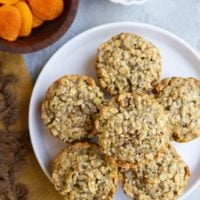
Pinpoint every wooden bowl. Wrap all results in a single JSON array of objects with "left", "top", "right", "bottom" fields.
[{"left": 0, "top": 0, "right": 79, "bottom": 53}]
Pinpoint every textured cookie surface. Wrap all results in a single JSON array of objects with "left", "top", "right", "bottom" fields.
[
  {"left": 95, "top": 93, "right": 169, "bottom": 167},
  {"left": 52, "top": 143, "right": 119, "bottom": 200},
  {"left": 41, "top": 75, "right": 104, "bottom": 143},
  {"left": 154, "top": 77, "right": 200, "bottom": 142},
  {"left": 96, "top": 33, "right": 161, "bottom": 95},
  {"left": 120, "top": 145, "right": 190, "bottom": 200}
]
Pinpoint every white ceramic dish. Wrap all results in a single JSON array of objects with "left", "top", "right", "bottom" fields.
[
  {"left": 29, "top": 22, "right": 200, "bottom": 200},
  {"left": 109, "top": 0, "right": 147, "bottom": 6}
]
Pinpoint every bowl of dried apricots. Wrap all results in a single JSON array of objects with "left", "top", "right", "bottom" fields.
[{"left": 0, "top": 0, "right": 79, "bottom": 53}]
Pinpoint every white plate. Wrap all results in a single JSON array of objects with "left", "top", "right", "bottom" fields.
[
  {"left": 29, "top": 22, "right": 200, "bottom": 200},
  {"left": 109, "top": 0, "right": 147, "bottom": 6}
]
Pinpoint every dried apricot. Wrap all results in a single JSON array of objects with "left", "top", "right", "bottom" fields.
[
  {"left": 28, "top": 0, "right": 64, "bottom": 21},
  {"left": 0, "top": 0, "right": 19, "bottom": 4},
  {"left": 15, "top": 1, "right": 32, "bottom": 37},
  {"left": 32, "top": 12, "right": 44, "bottom": 28},
  {"left": 0, "top": 5, "right": 21, "bottom": 41}
]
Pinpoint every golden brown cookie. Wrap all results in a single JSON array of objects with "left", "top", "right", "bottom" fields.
[
  {"left": 41, "top": 75, "right": 104, "bottom": 143},
  {"left": 52, "top": 142, "right": 119, "bottom": 200},
  {"left": 120, "top": 145, "right": 190, "bottom": 200},
  {"left": 95, "top": 93, "right": 170, "bottom": 167},
  {"left": 154, "top": 77, "right": 200, "bottom": 142},
  {"left": 96, "top": 33, "right": 161, "bottom": 95}
]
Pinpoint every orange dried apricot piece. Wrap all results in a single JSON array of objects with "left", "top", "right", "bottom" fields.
[
  {"left": 32, "top": 12, "right": 44, "bottom": 28},
  {"left": 15, "top": 1, "right": 32, "bottom": 37},
  {"left": 0, "top": 5, "right": 21, "bottom": 41},
  {"left": 0, "top": 0, "right": 19, "bottom": 4},
  {"left": 28, "top": 0, "right": 64, "bottom": 21}
]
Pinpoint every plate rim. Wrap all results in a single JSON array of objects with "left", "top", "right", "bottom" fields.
[{"left": 29, "top": 21, "right": 200, "bottom": 199}]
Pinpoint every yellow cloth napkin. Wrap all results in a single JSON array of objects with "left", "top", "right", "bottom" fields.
[{"left": 0, "top": 51, "right": 62, "bottom": 200}]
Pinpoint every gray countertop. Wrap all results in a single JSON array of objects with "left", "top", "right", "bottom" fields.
[{"left": 25, "top": 0, "right": 200, "bottom": 199}]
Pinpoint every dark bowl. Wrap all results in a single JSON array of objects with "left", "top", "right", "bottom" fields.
[{"left": 0, "top": 0, "right": 79, "bottom": 53}]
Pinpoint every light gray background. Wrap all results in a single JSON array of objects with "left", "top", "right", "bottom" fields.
[{"left": 25, "top": 0, "right": 200, "bottom": 199}]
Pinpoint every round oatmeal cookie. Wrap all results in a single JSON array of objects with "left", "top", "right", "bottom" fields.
[
  {"left": 120, "top": 145, "right": 190, "bottom": 200},
  {"left": 154, "top": 77, "right": 200, "bottom": 142},
  {"left": 95, "top": 93, "right": 170, "bottom": 167},
  {"left": 96, "top": 33, "right": 161, "bottom": 95},
  {"left": 52, "top": 142, "right": 119, "bottom": 200},
  {"left": 41, "top": 75, "right": 104, "bottom": 143}
]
